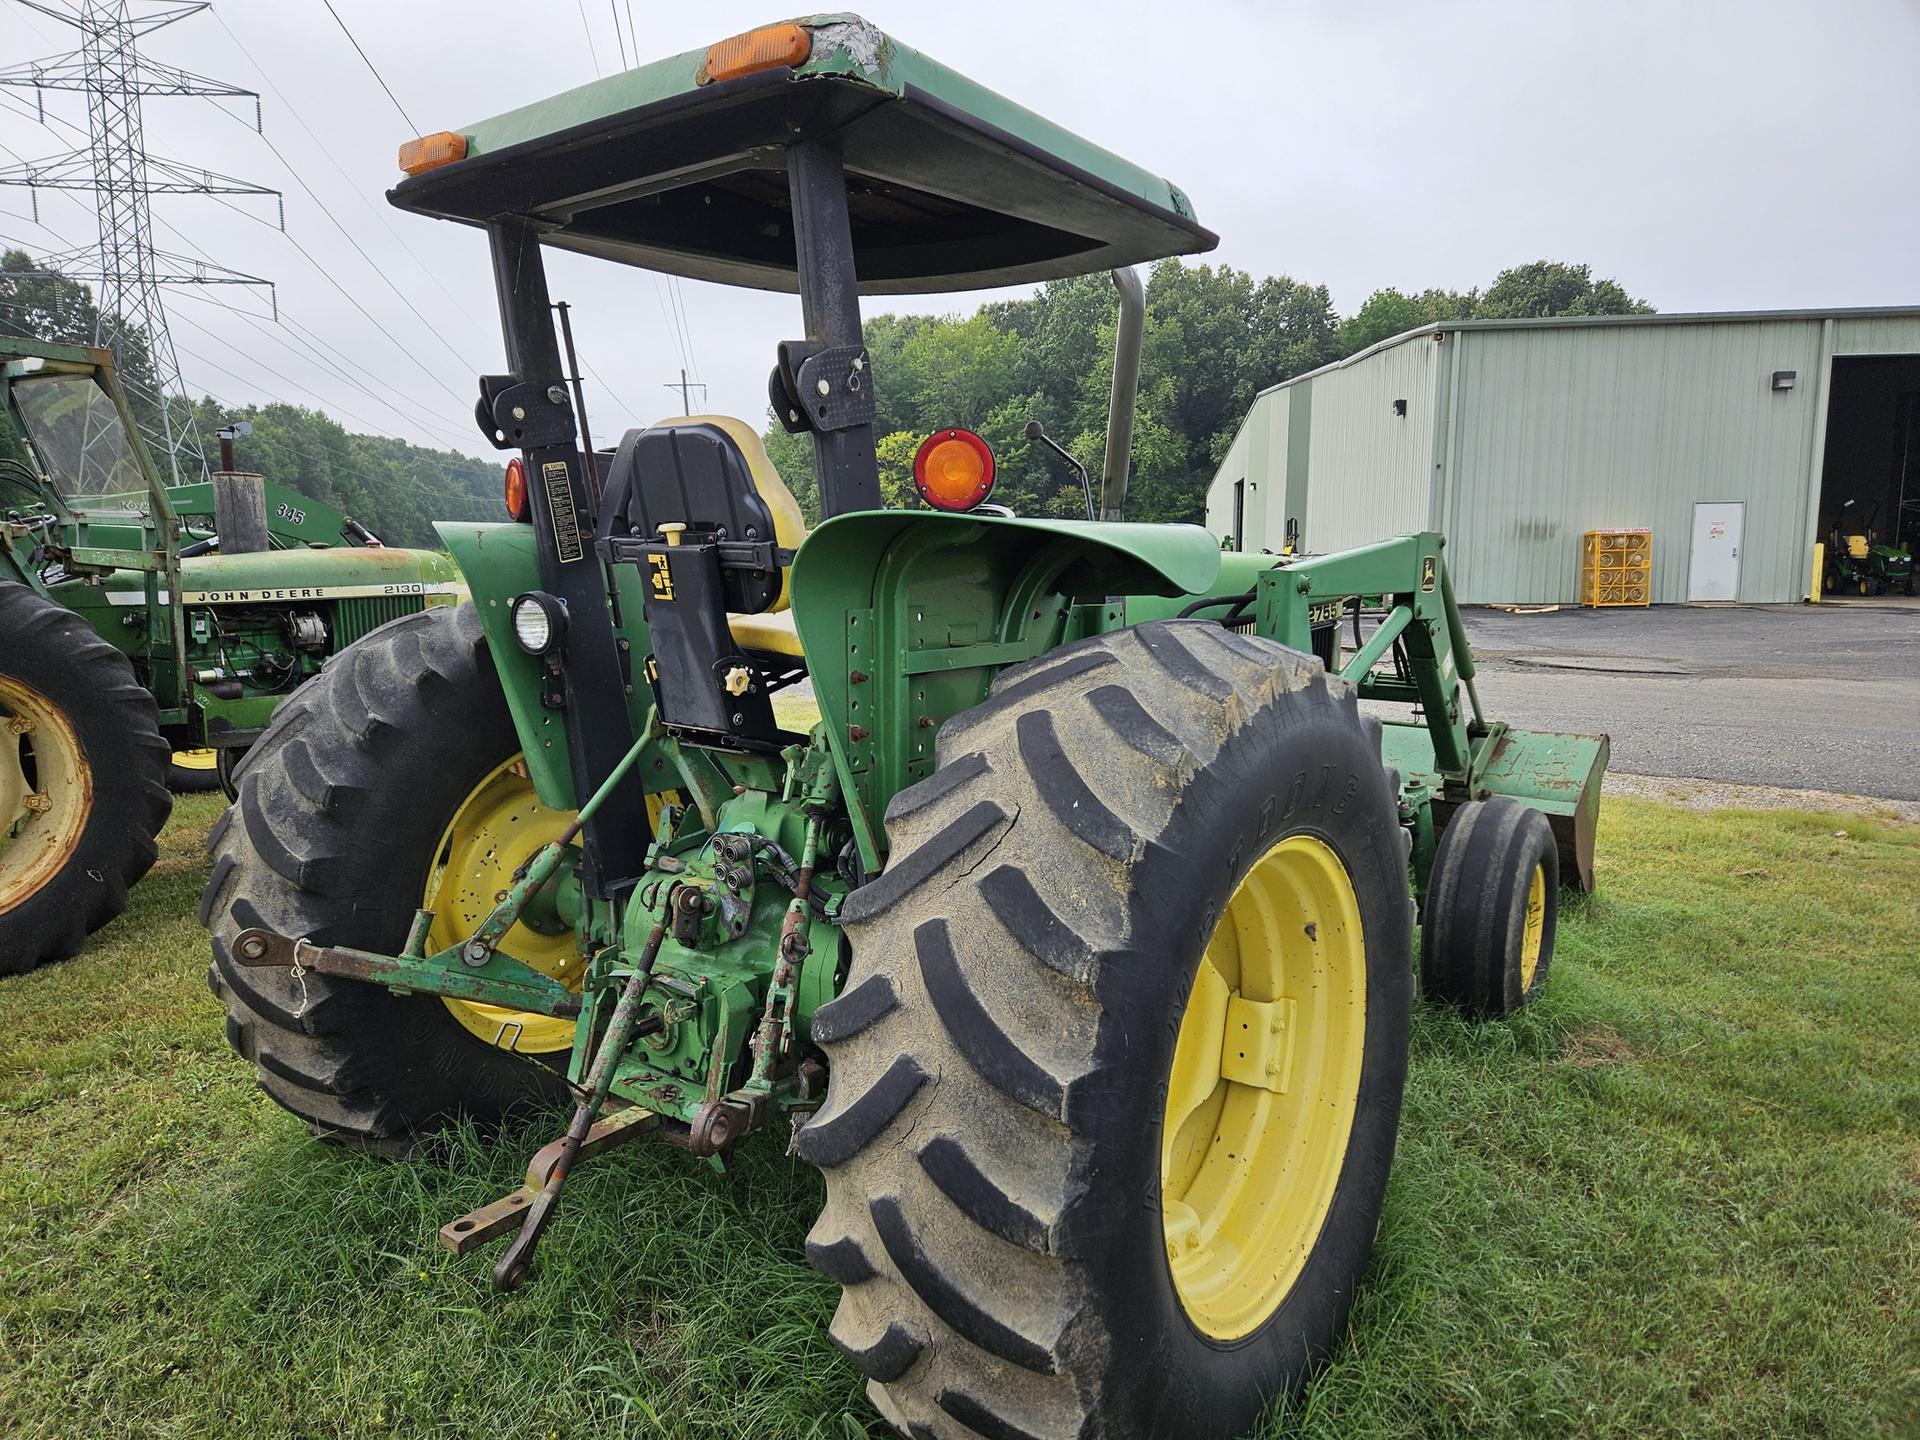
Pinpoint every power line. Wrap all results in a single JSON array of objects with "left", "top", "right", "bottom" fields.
[
  {"left": 575, "top": 0, "right": 603, "bottom": 77},
  {"left": 207, "top": 9, "right": 495, "bottom": 350},
  {"left": 607, "top": 0, "right": 630, "bottom": 69},
  {"left": 319, "top": 0, "right": 417, "bottom": 132},
  {"left": 670, "top": 277, "right": 701, "bottom": 384},
  {"left": 167, "top": 287, "right": 477, "bottom": 450}
]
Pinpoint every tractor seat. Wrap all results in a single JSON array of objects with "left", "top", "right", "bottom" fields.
[
  {"left": 598, "top": 413, "right": 809, "bottom": 659},
  {"left": 728, "top": 607, "right": 804, "bottom": 659}
]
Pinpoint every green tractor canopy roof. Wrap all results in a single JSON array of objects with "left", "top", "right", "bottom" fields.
[{"left": 386, "top": 13, "right": 1216, "bottom": 293}]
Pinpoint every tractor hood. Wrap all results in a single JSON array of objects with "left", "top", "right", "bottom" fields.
[{"left": 177, "top": 544, "right": 463, "bottom": 602}]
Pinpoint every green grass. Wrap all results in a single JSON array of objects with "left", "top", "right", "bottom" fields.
[{"left": 2, "top": 795, "right": 1916, "bottom": 1439}]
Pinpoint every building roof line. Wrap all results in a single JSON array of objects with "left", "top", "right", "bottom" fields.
[{"left": 1251, "top": 303, "right": 1920, "bottom": 402}]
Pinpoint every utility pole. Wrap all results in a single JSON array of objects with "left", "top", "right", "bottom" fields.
[
  {"left": 663, "top": 368, "right": 705, "bottom": 416},
  {"left": 0, "top": 1, "right": 281, "bottom": 483}
]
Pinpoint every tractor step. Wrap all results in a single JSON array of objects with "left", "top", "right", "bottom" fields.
[{"left": 438, "top": 1104, "right": 657, "bottom": 1255}]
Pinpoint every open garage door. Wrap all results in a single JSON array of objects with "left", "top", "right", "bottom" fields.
[{"left": 1819, "top": 355, "right": 1920, "bottom": 593}]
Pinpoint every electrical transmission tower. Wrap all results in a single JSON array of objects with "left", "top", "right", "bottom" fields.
[{"left": 0, "top": 1, "right": 279, "bottom": 481}]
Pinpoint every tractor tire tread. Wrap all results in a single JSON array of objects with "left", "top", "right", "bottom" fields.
[
  {"left": 805, "top": 619, "right": 1410, "bottom": 1440},
  {"left": 0, "top": 580, "right": 171, "bottom": 974}
]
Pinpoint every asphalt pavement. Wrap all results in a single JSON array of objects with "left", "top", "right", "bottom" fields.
[{"left": 1452, "top": 602, "right": 1920, "bottom": 800}]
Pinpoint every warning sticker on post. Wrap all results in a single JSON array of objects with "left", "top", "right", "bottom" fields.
[{"left": 541, "top": 460, "right": 584, "bottom": 563}]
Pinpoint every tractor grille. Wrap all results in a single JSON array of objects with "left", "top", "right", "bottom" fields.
[{"left": 332, "top": 594, "right": 426, "bottom": 648}]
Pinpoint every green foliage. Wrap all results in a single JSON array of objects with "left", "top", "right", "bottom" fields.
[
  {"left": 772, "top": 257, "right": 1648, "bottom": 529},
  {"left": 1475, "top": 259, "right": 1653, "bottom": 320}
]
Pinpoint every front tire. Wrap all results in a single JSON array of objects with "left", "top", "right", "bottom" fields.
[
  {"left": 800, "top": 620, "right": 1414, "bottom": 1440},
  {"left": 1, "top": 581, "right": 171, "bottom": 974},
  {"left": 201, "top": 604, "right": 567, "bottom": 1150},
  {"left": 167, "top": 748, "right": 224, "bottom": 794},
  {"left": 1420, "top": 797, "right": 1558, "bottom": 1018}
]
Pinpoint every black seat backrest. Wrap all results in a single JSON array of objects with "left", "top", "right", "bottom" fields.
[{"left": 599, "top": 422, "right": 782, "bottom": 613}]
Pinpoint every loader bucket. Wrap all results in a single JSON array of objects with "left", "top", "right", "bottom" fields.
[{"left": 1380, "top": 723, "right": 1609, "bottom": 893}]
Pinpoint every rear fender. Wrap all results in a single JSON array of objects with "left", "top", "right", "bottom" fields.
[
  {"left": 438, "top": 523, "right": 677, "bottom": 811},
  {"left": 790, "top": 510, "right": 1222, "bottom": 869}
]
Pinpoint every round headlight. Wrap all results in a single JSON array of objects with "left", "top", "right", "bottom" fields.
[{"left": 509, "top": 592, "right": 565, "bottom": 655}]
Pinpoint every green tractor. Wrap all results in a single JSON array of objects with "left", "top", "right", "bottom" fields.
[
  {"left": 204, "top": 18, "right": 1608, "bottom": 1438},
  {"left": 1, "top": 337, "right": 462, "bottom": 973}
]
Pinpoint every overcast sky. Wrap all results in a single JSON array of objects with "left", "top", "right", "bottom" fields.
[{"left": 2, "top": 0, "right": 1916, "bottom": 463}]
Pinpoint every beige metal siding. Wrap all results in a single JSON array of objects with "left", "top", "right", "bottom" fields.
[
  {"left": 1833, "top": 314, "right": 1920, "bottom": 356},
  {"left": 1204, "top": 385, "right": 1290, "bottom": 551},
  {"left": 1303, "top": 335, "right": 1438, "bottom": 552},
  {"left": 1438, "top": 321, "right": 1826, "bottom": 603},
  {"left": 1204, "top": 422, "right": 1247, "bottom": 539}
]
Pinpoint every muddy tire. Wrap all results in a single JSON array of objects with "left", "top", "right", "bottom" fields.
[
  {"left": 1419, "top": 796, "right": 1558, "bottom": 1018},
  {"left": 801, "top": 620, "right": 1414, "bottom": 1440},
  {"left": 1, "top": 580, "right": 170, "bottom": 974},
  {"left": 201, "top": 603, "right": 566, "bottom": 1151}
]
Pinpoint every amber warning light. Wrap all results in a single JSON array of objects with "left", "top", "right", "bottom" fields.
[
  {"left": 913, "top": 429, "right": 996, "bottom": 512},
  {"left": 701, "top": 22, "right": 811, "bottom": 84},
  {"left": 398, "top": 130, "right": 467, "bottom": 176},
  {"left": 503, "top": 457, "right": 530, "bottom": 522}
]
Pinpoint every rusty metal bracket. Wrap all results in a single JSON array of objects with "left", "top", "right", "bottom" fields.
[
  {"left": 438, "top": 1104, "right": 658, "bottom": 1255},
  {"left": 228, "top": 926, "right": 581, "bottom": 1018}
]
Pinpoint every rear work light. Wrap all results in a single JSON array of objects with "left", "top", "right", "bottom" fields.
[
  {"left": 398, "top": 130, "right": 467, "bottom": 175},
  {"left": 913, "top": 428, "right": 996, "bottom": 512},
  {"left": 700, "top": 22, "right": 811, "bottom": 84},
  {"left": 504, "top": 457, "right": 530, "bottom": 522}
]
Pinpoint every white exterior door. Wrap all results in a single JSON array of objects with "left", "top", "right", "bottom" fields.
[{"left": 1688, "top": 502, "right": 1744, "bottom": 601}]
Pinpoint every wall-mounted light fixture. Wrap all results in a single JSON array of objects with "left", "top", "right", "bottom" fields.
[
  {"left": 1771, "top": 370, "right": 1797, "bottom": 391},
  {"left": 1391, "top": 398, "right": 1408, "bottom": 417}
]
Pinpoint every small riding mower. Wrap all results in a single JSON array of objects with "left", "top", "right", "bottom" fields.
[
  {"left": 1825, "top": 498, "right": 1915, "bottom": 596},
  {"left": 203, "top": 17, "right": 1609, "bottom": 1439}
]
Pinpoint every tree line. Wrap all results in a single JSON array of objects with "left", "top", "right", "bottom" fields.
[
  {"left": 2, "top": 247, "right": 1650, "bottom": 542},
  {"left": 765, "top": 258, "right": 1651, "bottom": 526}
]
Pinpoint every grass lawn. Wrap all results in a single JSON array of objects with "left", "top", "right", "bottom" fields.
[{"left": 2, "top": 792, "right": 1916, "bottom": 1439}]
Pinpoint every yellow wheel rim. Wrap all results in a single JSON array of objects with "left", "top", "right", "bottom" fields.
[
  {"left": 1519, "top": 862, "right": 1547, "bottom": 992},
  {"left": 171, "top": 747, "right": 219, "bottom": 773},
  {"left": 431, "top": 757, "right": 581, "bottom": 1055},
  {"left": 1161, "top": 834, "right": 1369, "bottom": 1341},
  {"left": 0, "top": 676, "right": 91, "bottom": 915}
]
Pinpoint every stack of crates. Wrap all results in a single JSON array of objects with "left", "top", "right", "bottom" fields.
[{"left": 1580, "top": 528, "right": 1652, "bottom": 607}]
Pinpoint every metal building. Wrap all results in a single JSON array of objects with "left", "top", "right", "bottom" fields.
[{"left": 1206, "top": 307, "right": 1920, "bottom": 604}]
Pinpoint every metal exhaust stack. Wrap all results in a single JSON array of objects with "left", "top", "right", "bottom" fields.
[{"left": 1100, "top": 267, "right": 1144, "bottom": 521}]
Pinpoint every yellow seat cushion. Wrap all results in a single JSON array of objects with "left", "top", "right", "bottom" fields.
[
  {"left": 662, "top": 413, "right": 808, "bottom": 612},
  {"left": 727, "top": 608, "right": 804, "bottom": 659}
]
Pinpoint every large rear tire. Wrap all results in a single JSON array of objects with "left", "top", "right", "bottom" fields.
[
  {"left": 800, "top": 620, "right": 1414, "bottom": 1440},
  {"left": 201, "top": 603, "right": 567, "bottom": 1151},
  {"left": 1, "top": 580, "right": 170, "bottom": 974}
]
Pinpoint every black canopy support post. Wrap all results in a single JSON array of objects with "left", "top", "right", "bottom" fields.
[
  {"left": 787, "top": 140, "right": 881, "bottom": 517},
  {"left": 486, "top": 218, "right": 651, "bottom": 894}
]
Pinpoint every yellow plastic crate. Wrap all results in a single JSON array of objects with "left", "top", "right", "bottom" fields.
[{"left": 1580, "top": 528, "right": 1651, "bottom": 607}]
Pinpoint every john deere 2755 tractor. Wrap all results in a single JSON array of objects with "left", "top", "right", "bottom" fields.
[
  {"left": 1, "top": 337, "right": 461, "bottom": 972},
  {"left": 205, "top": 18, "right": 1608, "bottom": 1438}
]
